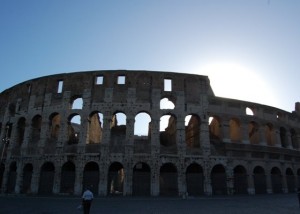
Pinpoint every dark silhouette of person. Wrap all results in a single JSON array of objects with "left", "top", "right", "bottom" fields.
[{"left": 82, "top": 187, "right": 94, "bottom": 214}]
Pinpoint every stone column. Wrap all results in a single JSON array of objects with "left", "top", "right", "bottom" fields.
[
  {"left": 74, "top": 162, "right": 83, "bottom": 196},
  {"left": 286, "top": 131, "right": 293, "bottom": 149},
  {"left": 123, "top": 162, "right": 133, "bottom": 196},
  {"left": 14, "top": 162, "right": 23, "bottom": 194},
  {"left": 266, "top": 172, "right": 273, "bottom": 194},
  {"left": 282, "top": 173, "right": 288, "bottom": 193},
  {"left": 52, "top": 163, "right": 61, "bottom": 194},
  {"left": 99, "top": 161, "right": 108, "bottom": 196},
  {"left": 30, "top": 166, "right": 40, "bottom": 194},
  {"left": 226, "top": 166, "right": 234, "bottom": 195},
  {"left": 274, "top": 128, "right": 282, "bottom": 147},
  {"left": 221, "top": 120, "right": 230, "bottom": 143},
  {"left": 203, "top": 161, "right": 212, "bottom": 196},
  {"left": 247, "top": 174, "right": 255, "bottom": 195},
  {"left": 241, "top": 123, "right": 250, "bottom": 144},
  {"left": 151, "top": 163, "right": 160, "bottom": 196},
  {"left": 177, "top": 162, "right": 186, "bottom": 197},
  {"left": 259, "top": 126, "right": 267, "bottom": 146},
  {"left": 176, "top": 117, "right": 186, "bottom": 156}
]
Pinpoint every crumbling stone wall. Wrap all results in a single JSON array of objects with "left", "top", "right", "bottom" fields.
[{"left": 0, "top": 70, "right": 300, "bottom": 197}]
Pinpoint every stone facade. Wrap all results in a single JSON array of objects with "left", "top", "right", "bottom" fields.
[{"left": 0, "top": 70, "right": 300, "bottom": 196}]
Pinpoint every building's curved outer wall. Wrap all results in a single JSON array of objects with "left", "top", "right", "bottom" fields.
[{"left": 0, "top": 70, "right": 300, "bottom": 196}]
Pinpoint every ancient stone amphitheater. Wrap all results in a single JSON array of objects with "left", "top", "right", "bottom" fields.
[{"left": 0, "top": 70, "right": 300, "bottom": 197}]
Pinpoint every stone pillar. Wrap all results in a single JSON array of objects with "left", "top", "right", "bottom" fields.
[
  {"left": 150, "top": 117, "right": 160, "bottom": 155},
  {"left": 123, "top": 162, "right": 133, "bottom": 196},
  {"left": 101, "top": 114, "right": 112, "bottom": 145},
  {"left": 21, "top": 120, "right": 31, "bottom": 156},
  {"left": 221, "top": 120, "right": 230, "bottom": 143},
  {"left": 30, "top": 166, "right": 40, "bottom": 194},
  {"left": 38, "top": 119, "right": 49, "bottom": 154},
  {"left": 151, "top": 163, "right": 160, "bottom": 196},
  {"left": 241, "top": 123, "right": 250, "bottom": 144},
  {"left": 203, "top": 161, "right": 212, "bottom": 196},
  {"left": 266, "top": 172, "right": 273, "bottom": 194},
  {"left": 226, "top": 166, "right": 234, "bottom": 195},
  {"left": 177, "top": 162, "right": 186, "bottom": 197},
  {"left": 52, "top": 163, "right": 61, "bottom": 194},
  {"left": 259, "top": 126, "right": 267, "bottom": 146},
  {"left": 274, "top": 128, "right": 282, "bottom": 147},
  {"left": 74, "top": 161, "right": 84, "bottom": 196},
  {"left": 125, "top": 117, "right": 135, "bottom": 145},
  {"left": 247, "top": 174, "right": 255, "bottom": 195},
  {"left": 176, "top": 117, "right": 186, "bottom": 156},
  {"left": 14, "top": 162, "right": 23, "bottom": 194},
  {"left": 201, "top": 119, "right": 211, "bottom": 157},
  {"left": 99, "top": 161, "right": 108, "bottom": 196},
  {"left": 282, "top": 173, "right": 288, "bottom": 193},
  {"left": 286, "top": 131, "right": 293, "bottom": 149}
]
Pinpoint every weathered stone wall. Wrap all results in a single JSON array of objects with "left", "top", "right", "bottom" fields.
[{"left": 0, "top": 70, "right": 299, "bottom": 197}]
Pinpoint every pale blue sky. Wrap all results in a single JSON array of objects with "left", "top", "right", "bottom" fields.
[{"left": 1, "top": 0, "right": 299, "bottom": 112}]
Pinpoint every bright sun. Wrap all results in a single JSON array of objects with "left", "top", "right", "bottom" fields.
[{"left": 196, "top": 62, "right": 278, "bottom": 108}]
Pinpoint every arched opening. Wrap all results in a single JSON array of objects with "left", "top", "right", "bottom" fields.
[
  {"left": 271, "top": 167, "right": 282, "bottom": 193},
  {"left": 49, "top": 113, "right": 60, "bottom": 140},
  {"left": 16, "top": 117, "right": 26, "bottom": 147},
  {"left": 132, "top": 162, "right": 151, "bottom": 196},
  {"left": 107, "top": 162, "right": 124, "bottom": 196},
  {"left": 211, "top": 164, "right": 227, "bottom": 195},
  {"left": 229, "top": 118, "right": 241, "bottom": 143},
  {"left": 186, "top": 163, "right": 204, "bottom": 196},
  {"left": 110, "top": 112, "right": 127, "bottom": 152},
  {"left": 160, "top": 98, "right": 175, "bottom": 109},
  {"left": 30, "top": 115, "right": 42, "bottom": 145},
  {"left": 286, "top": 168, "right": 295, "bottom": 193},
  {"left": 38, "top": 162, "right": 55, "bottom": 194},
  {"left": 7, "top": 162, "right": 17, "bottom": 193},
  {"left": 233, "top": 165, "right": 248, "bottom": 194},
  {"left": 160, "top": 163, "right": 178, "bottom": 196},
  {"left": 160, "top": 114, "right": 177, "bottom": 152},
  {"left": 134, "top": 112, "right": 151, "bottom": 153},
  {"left": 22, "top": 164, "right": 33, "bottom": 194},
  {"left": 71, "top": 97, "right": 83, "bottom": 109},
  {"left": 185, "top": 114, "right": 200, "bottom": 148},
  {"left": 67, "top": 114, "right": 81, "bottom": 145},
  {"left": 209, "top": 116, "right": 221, "bottom": 141},
  {"left": 83, "top": 162, "right": 99, "bottom": 195},
  {"left": 249, "top": 121, "right": 259, "bottom": 144},
  {"left": 246, "top": 107, "right": 254, "bottom": 116},
  {"left": 45, "top": 113, "right": 60, "bottom": 154},
  {"left": 60, "top": 161, "right": 76, "bottom": 194},
  {"left": 134, "top": 112, "right": 151, "bottom": 137},
  {"left": 88, "top": 111, "right": 103, "bottom": 144},
  {"left": 253, "top": 166, "right": 267, "bottom": 194}
]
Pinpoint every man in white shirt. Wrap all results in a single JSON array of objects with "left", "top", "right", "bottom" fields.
[{"left": 82, "top": 187, "right": 94, "bottom": 214}]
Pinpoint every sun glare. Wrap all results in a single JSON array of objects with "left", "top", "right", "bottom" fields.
[{"left": 197, "top": 62, "right": 278, "bottom": 108}]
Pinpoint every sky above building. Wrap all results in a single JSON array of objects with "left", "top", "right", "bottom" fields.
[{"left": 0, "top": 0, "right": 299, "bottom": 112}]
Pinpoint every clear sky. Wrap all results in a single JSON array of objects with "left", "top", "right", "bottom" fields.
[{"left": 1, "top": 0, "right": 299, "bottom": 112}]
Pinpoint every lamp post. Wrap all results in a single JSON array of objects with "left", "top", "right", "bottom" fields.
[{"left": 0, "top": 124, "right": 10, "bottom": 163}]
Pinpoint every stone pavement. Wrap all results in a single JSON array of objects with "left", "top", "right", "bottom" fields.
[{"left": 0, "top": 194, "right": 299, "bottom": 214}]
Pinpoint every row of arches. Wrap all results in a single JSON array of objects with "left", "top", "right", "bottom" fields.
[
  {"left": 1, "top": 161, "right": 299, "bottom": 196},
  {"left": 209, "top": 116, "right": 299, "bottom": 148}
]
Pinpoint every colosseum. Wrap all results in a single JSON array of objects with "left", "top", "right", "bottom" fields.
[{"left": 0, "top": 70, "right": 300, "bottom": 197}]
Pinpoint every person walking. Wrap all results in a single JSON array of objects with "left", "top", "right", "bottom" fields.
[{"left": 82, "top": 187, "right": 94, "bottom": 214}]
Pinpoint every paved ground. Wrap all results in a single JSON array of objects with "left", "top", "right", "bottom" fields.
[{"left": 0, "top": 194, "right": 299, "bottom": 214}]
